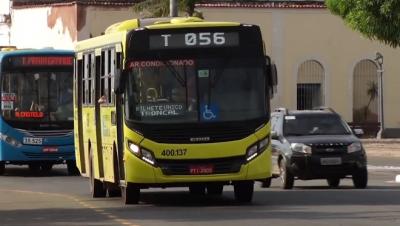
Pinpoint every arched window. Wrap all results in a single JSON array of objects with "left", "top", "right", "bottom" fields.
[
  {"left": 353, "top": 59, "right": 378, "bottom": 123},
  {"left": 297, "top": 60, "right": 325, "bottom": 110}
]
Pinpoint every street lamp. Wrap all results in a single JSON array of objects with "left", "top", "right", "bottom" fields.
[{"left": 375, "top": 52, "right": 384, "bottom": 139}]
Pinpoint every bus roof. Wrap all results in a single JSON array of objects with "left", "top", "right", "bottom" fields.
[
  {"left": 0, "top": 49, "right": 74, "bottom": 62},
  {"left": 75, "top": 17, "right": 242, "bottom": 53}
]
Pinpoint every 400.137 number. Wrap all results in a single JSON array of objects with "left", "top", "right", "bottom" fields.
[{"left": 161, "top": 149, "right": 187, "bottom": 156}]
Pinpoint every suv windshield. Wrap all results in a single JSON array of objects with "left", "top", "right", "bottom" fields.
[
  {"left": 125, "top": 57, "right": 266, "bottom": 124},
  {"left": 283, "top": 114, "right": 351, "bottom": 136}
]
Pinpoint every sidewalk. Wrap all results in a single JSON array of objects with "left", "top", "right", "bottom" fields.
[{"left": 362, "top": 139, "right": 400, "bottom": 158}]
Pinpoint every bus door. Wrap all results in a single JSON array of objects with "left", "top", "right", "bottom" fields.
[
  {"left": 74, "top": 53, "right": 86, "bottom": 174},
  {"left": 98, "top": 47, "right": 118, "bottom": 183},
  {"left": 82, "top": 52, "right": 100, "bottom": 177}
]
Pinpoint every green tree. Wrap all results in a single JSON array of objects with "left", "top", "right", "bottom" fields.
[
  {"left": 326, "top": 0, "right": 400, "bottom": 47},
  {"left": 133, "top": 0, "right": 202, "bottom": 18}
]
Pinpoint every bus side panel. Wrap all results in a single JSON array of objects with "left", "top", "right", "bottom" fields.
[
  {"left": 99, "top": 106, "right": 117, "bottom": 183},
  {"left": 82, "top": 107, "right": 99, "bottom": 178}
]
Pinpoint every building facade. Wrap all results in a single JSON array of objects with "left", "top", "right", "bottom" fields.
[{"left": 8, "top": 0, "right": 400, "bottom": 137}]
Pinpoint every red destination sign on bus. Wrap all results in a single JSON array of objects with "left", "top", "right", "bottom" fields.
[
  {"left": 15, "top": 111, "right": 44, "bottom": 118},
  {"left": 21, "top": 56, "right": 73, "bottom": 66}
]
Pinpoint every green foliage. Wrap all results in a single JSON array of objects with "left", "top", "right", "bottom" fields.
[
  {"left": 132, "top": 0, "right": 202, "bottom": 18},
  {"left": 326, "top": 0, "right": 400, "bottom": 47}
]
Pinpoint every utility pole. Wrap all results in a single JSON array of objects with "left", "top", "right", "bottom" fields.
[
  {"left": 375, "top": 52, "right": 384, "bottom": 139},
  {"left": 170, "top": 0, "right": 178, "bottom": 17}
]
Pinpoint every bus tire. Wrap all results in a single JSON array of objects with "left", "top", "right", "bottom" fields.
[
  {"left": 189, "top": 185, "right": 206, "bottom": 195},
  {"left": 261, "top": 178, "right": 272, "bottom": 188},
  {"left": 89, "top": 146, "right": 106, "bottom": 198},
  {"left": 0, "top": 161, "right": 5, "bottom": 175},
  {"left": 41, "top": 163, "right": 53, "bottom": 173},
  {"left": 206, "top": 184, "right": 223, "bottom": 195},
  {"left": 122, "top": 183, "right": 140, "bottom": 204},
  {"left": 234, "top": 181, "right": 254, "bottom": 203},
  {"left": 29, "top": 163, "right": 41, "bottom": 173},
  {"left": 67, "top": 160, "right": 80, "bottom": 176}
]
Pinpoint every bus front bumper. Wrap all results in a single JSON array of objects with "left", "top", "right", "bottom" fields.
[{"left": 124, "top": 148, "right": 272, "bottom": 185}]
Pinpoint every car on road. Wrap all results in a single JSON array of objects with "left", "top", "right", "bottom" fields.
[{"left": 267, "top": 107, "right": 367, "bottom": 189}]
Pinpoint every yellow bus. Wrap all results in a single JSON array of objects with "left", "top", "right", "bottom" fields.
[{"left": 74, "top": 17, "right": 277, "bottom": 204}]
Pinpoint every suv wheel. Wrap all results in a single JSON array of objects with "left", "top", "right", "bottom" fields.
[
  {"left": 352, "top": 167, "right": 368, "bottom": 189},
  {"left": 279, "top": 159, "right": 294, "bottom": 189},
  {"left": 327, "top": 177, "right": 340, "bottom": 188}
]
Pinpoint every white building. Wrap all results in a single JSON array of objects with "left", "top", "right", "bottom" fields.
[{"left": 0, "top": 0, "right": 11, "bottom": 46}]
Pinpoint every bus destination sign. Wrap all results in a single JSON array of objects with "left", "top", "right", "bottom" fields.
[
  {"left": 149, "top": 32, "right": 239, "bottom": 50},
  {"left": 12, "top": 56, "right": 73, "bottom": 67}
]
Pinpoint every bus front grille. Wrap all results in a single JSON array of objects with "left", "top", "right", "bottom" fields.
[
  {"left": 22, "top": 151, "right": 74, "bottom": 159},
  {"left": 16, "top": 129, "right": 73, "bottom": 137},
  {"left": 157, "top": 156, "right": 245, "bottom": 175}
]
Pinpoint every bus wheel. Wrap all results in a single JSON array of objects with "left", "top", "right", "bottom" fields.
[
  {"left": 189, "top": 185, "right": 206, "bottom": 195},
  {"left": 122, "top": 183, "right": 140, "bottom": 204},
  {"left": 89, "top": 147, "right": 106, "bottom": 198},
  {"left": 261, "top": 178, "right": 272, "bottom": 188},
  {"left": 0, "top": 161, "right": 5, "bottom": 175},
  {"left": 29, "top": 163, "right": 41, "bottom": 173},
  {"left": 41, "top": 163, "right": 53, "bottom": 173},
  {"left": 66, "top": 160, "right": 80, "bottom": 176},
  {"left": 90, "top": 174, "right": 106, "bottom": 198},
  {"left": 234, "top": 181, "right": 254, "bottom": 203},
  {"left": 206, "top": 184, "right": 223, "bottom": 195}
]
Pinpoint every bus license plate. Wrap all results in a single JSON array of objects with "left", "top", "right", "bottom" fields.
[
  {"left": 189, "top": 165, "right": 213, "bottom": 175},
  {"left": 23, "top": 137, "right": 43, "bottom": 145},
  {"left": 320, "top": 157, "right": 342, "bottom": 165}
]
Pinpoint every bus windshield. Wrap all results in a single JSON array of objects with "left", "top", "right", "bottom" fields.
[
  {"left": 125, "top": 57, "right": 266, "bottom": 123},
  {"left": 1, "top": 70, "right": 73, "bottom": 126}
]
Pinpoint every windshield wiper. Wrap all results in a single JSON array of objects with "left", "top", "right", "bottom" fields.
[{"left": 156, "top": 55, "right": 186, "bottom": 87}]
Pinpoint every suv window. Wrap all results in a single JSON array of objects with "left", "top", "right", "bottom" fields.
[{"left": 283, "top": 114, "right": 351, "bottom": 136}]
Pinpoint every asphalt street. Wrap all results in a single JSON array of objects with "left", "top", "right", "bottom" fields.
[{"left": 0, "top": 155, "right": 399, "bottom": 226}]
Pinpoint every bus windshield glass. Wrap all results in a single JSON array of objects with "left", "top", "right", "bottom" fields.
[
  {"left": 1, "top": 70, "right": 73, "bottom": 125},
  {"left": 125, "top": 57, "right": 266, "bottom": 123}
]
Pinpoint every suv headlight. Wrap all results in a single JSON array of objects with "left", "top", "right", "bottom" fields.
[
  {"left": 246, "top": 136, "right": 270, "bottom": 162},
  {"left": 0, "top": 132, "right": 22, "bottom": 148},
  {"left": 127, "top": 141, "right": 156, "bottom": 165},
  {"left": 291, "top": 143, "right": 312, "bottom": 154},
  {"left": 347, "top": 142, "right": 362, "bottom": 153}
]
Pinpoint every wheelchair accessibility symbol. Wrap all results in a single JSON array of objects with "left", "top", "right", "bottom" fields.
[{"left": 200, "top": 104, "right": 218, "bottom": 121}]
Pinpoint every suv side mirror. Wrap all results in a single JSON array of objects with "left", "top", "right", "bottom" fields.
[{"left": 271, "top": 130, "right": 279, "bottom": 140}]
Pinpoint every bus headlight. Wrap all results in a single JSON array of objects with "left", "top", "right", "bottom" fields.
[
  {"left": 127, "top": 141, "right": 156, "bottom": 166},
  {"left": 348, "top": 142, "right": 362, "bottom": 153},
  {"left": 246, "top": 136, "right": 270, "bottom": 162},
  {"left": 0, "top": 132, "right": 22, "bottom": 148}
]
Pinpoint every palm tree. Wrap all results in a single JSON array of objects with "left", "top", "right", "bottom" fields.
[
  {"left": 132, "top": 0, "right": 202, "bottom": 18},
  {"left": 364, "top": 81, "right": 378, "bottom": 121}
]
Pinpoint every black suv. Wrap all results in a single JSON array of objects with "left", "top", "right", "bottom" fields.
[{"left": 269, "top": 108, "right": 367, "bottom": 189}]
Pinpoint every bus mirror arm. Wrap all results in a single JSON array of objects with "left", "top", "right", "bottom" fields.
[{"left": 114, "top": 69, "right": 126, "bottom": 94}]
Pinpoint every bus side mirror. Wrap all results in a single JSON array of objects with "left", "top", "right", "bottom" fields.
[
  {"left": 270, "top": 63, "right": 278, "bottom": 98},
  {"left": 265, "top": 56, "right": 278, "bottom": 99},
  {"left": 114, "top": 69, "right": 126, "bottom": 94}
]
